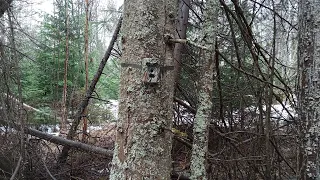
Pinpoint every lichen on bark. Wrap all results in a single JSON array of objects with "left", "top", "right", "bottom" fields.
[
  {"left": 190, "top": 0, "right": 218, "bottom": 179},
  {"left": 109, "top": 0, "right": 176, "bottom": 179},
  {"left": 297, "top": 0, "right": 320, "bottom": 179}
]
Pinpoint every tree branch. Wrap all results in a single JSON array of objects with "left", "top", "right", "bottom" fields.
[
  {"left": 0, "top": 118, "right": 114, "bottom": 156},
  {"left": 24, "top": 127, "right": 113, "bottom": 156},
  {"left": 174, "top": 96, "right": 196, "bottom": 114},
  {"left": 9, "top": 156, "right": 22, "bottom": 180},
  {"left": 59, "top": 16, "right": 123, "bottom": 163}
]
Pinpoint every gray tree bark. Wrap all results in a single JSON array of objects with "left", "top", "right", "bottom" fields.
[
  {"left": 297, "top": 0, "right": 320, "bottom": 179},
  {"left": 109, "top": 0, "right": 176, "bottom": 179},
  {"left": 173, "top": 0, "right": 190, "bottom": 88},
  {"left": 190, "top": 0, "right": 218, "bottom": 179}
]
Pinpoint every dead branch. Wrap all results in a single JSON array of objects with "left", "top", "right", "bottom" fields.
[
  {"left": 174, "top": 97, "right": 196, "bottom": 114},
  {"left": 0, "top": 118, "right": 114, "bottom": 157},
  {"left": 24, "top": 127, "right": 113, "bottom": 157},
  {"left": 9, "top": 156, "right": 22, "bottom": 180},
  {"left": 1, "top": 93, "right": 73, "bottom": 122},
  {"left": 59, "top": 16, "right": 123, "bottom": 163}
]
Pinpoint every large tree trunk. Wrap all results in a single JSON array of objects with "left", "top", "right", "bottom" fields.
[
  {"left": 190, "top": 0, "right": 217, "bottom": 179},
  {"left": 109, "top": 0, "right": 176, "bottom": 179},
  {"left": 297, "top": 0, "right": 320, "bottom": 179}
]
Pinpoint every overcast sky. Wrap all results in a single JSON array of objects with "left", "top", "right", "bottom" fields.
[
  {"left": 31, "top": 0, "right": 123, "bottom": 16},
  {"left": 21, "top": 0, "right": 123, "bottom": 33},
  {"left": 17, "top": 0, "right": 123, "bottom": 51}
]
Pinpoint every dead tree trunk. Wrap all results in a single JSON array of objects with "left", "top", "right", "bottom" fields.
[
  {"left": 58, "top": 17, "right": 122, "bottom": 163},
  {"left": 173, "top": 0, "right": 190, "bottom": 88}
]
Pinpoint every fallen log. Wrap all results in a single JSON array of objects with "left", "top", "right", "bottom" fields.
[
  {"left": 25, "top": 127, "right": 113, "bottom": 156},
  {"left": 0, "top": 119, "right": 113, "bottom": 156},
  {"left": 1, "top": 120, "right": 190, "bottom": 179}
]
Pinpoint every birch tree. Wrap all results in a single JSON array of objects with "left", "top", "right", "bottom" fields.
[
  {"left": 190, "top": 0, "right": 218, "bottom": 179},
  {"left": 297, "top": 0, "right": 320, "bottom": 179},
  {"left": 109, "top": 0, "right": 176, "bottom": 179}
]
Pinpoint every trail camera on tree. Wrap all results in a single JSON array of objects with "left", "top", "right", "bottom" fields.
[{"left": 142, "top": 58, "right": 160, "bottom": 84}]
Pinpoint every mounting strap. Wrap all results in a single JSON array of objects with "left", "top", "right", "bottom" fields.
[{"left": 120, "top": 63, "right": 174, "bottom": 71}]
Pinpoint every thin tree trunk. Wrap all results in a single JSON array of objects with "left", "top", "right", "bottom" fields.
[
  {"left": 264, "top": 0, "right": 277, "bottom": 178},
  {"left": 61, "top": 0, "right": 69, "bottom": 135},
  {"left": 58, "top": 17, "right": 122, "bottom": 163},
  {"left": 7, "top": 8, "right": 25, "bottom": 178},
  {"left": 173, "top": 0, "right": 190, "bottom": 89},
  {"left": 109, "top": 0, "right": 176, "bottom": 179},
  {"left": 82, "top": 0, "right": 90, "bottom": 141},
  {"left": 190, "top": 0, "right": 218, "bottom": 179}
]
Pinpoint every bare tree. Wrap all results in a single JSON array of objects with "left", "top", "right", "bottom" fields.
[{"left": 173, "top": 0, "right": 190, "bottom": 88}]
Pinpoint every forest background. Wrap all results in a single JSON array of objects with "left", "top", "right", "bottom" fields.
[{"left": 0, "top": 0, "right": 312, "bottom": 179}]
